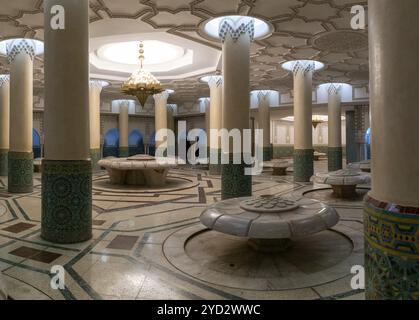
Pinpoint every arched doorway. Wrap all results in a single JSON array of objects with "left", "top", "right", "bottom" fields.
[
  {"left": 33, "top": 129, "right": 41, "bottom": 158},
  {"left": 103, "top": 128, "right": 119, "bottom": 158},
  {"left": 364, "top": 127, "right": 371, "bottom": 160},
  {"left": 129, "top": 130, "right": 145, "bottom": 156}
]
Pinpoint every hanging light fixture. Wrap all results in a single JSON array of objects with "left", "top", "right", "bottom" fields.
[
  {"left": 121, "top": 42, "right": 163, "bottom": 107},
  {"left": 312, "top": 115, "right": 325, "bottom": 129}
]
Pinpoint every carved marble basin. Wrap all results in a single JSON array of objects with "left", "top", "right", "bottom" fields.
[
  {"left": 263, "top": 160, "right": 293, "bottom": 176},
  {"left": 98, "top": 155, "right": 180, "bottom": 187},
  {"left": 200, "top": 195, "right": 339, "bottom": 252},
  {"left": 125, "top": 155, "right": 156, "bottom": 162},
  {"left": 348, "top": 160, "right": 371, "bottom": 173},
  {"left": 314, "top": 151, "right": 327, "bottom": 161},
  {"left": 313, "top": 169, "right": 371, "bottom": 198}
]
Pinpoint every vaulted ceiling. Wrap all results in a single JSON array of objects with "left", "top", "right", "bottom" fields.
[{"left": 0, "top": 0, "right": 369, "bottom": 104}]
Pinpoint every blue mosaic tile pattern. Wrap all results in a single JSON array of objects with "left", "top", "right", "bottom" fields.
[
  {"left": 90, "top": 148, "right": 101, "bottom": 172},
  {"left": 0, "top": 148, "right": 8, "bottom": 176},
  {"left": 8, "top": 151, "right": 33, "bottom": 193},
  {"left": 294, "top": 149, "right": 314, "bottom": 182},
  {"left": 328, "top": 147, "right": 343, "bottom": 172},
  {"left": 41, "top": 160, "right": 92, "bottom": 244},
  {"left": 364, "top": 195, "right": 419, "bottom": 300},
  {"left": 221, "top": 154, "right": 252, "bottom": 200}
]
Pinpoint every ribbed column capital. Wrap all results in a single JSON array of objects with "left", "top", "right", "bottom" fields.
[
  {"left": 200, "top": 97, "right": 210, "bottom": 108},
  {"left": 282, "top": 60, "right": 324, "bottom": 78},
  {"left": 292, "top": 61, "right": 316, "bottom": 76},
  {"left": 0, "top": 75, "right": 10, "bottom": 87},
  {"left": 113, "top": 99, "right": 132, "bottom": 110},
  {"left": 207, "top": 76, "right": 223, "bottom": 90},
  {"left": 89, "top": 79, "right": 109, "bottom": 92},
  {"left": 167, "top": 104, "right": 177, "bottom": 112},
  {"left": 153, "top": 91, "right": 170, "bottom": 105},
  {"left": 219, "top": 17, "right": 255, "bottom": 43},
  {"left": 326, "top": 83, "right": 342, "bottom": 96},
  {"left": 5, "top": 39, "right": 41, "bottom": 63},
  {"left": 256, "top": 90, "right": 272, "bottom": 104}
]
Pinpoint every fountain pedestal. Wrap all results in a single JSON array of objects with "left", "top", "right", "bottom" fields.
[
  {"left": 248, "top": 238, "right": 292, "bottom": 253},
  {"left": 264, "top": 160, "right": 292, "bottom": 176},
  {"left": 99, "top": 155, "right": 179, "bottom": 187},
  {"left": 313, "top": 169, "right": 371, "bottom": 199},
  {"left": 200, "top": 195, "right": 339, "bottom": 253}
]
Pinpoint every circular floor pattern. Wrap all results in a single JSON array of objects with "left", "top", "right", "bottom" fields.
[
  {"left": 303, "top": 188, "right": 369, "bottom": 205},
  {"left": 163, "top": 224, "right": 362, "bottom": 291},
  {"left": 93, "top": 175, "right": 199, "bottom": 194}
]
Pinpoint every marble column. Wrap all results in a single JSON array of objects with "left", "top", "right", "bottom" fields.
[
  {"left": 326, "top": 84, "right": 343, "bottom": 172},
  {"left": 219, "top": 18, "right": 254, "bottom": 200},
  {"left": 282, "top": 60, "right": 323, "bottom": 182},
  {"left": 204, "top": 76, "right": 223, "bottom": 175},
  {"left": 256, "top": 91, "right": 272, "bottom": 162},
  {"left": 2, "top": 39, "right": 43, "bottom": 193},
  {"left": 115, "top": 100, "right": 130, "bottom": 157},
  {"left": 42, "top": 0, "right": 91, "bottom": 243},
  {"left": 89, "top": 80, "right": 108, "bottom": 170},
  {"left": 365, "top": 0, "right": 419, "bottom": 300},
  {"left": 0, "top": 75, "right": 9, "bottom": 176},
  {"left": 154, "top": 91, "right": 170, "bottom": 151}
]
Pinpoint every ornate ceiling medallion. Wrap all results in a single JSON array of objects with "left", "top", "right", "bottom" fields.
[{"left": 312, "top": 31, "right": 368, "bottom": 53}]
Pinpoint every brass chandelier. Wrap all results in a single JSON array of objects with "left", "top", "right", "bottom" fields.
[
  {"left": 312, "top": 115, "right": 325, "bottom": 129},
  {"left": 121, "top": 42, "right": 163, "bottom": 107}
]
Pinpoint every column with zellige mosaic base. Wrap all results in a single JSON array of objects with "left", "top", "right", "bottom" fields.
[{"left": 42, "top": 0, "right": 92, "bottom": 243}]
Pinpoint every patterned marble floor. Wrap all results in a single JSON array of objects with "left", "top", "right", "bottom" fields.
[{"left": 0, "top": 160, "right": 366, "bottom": 300}]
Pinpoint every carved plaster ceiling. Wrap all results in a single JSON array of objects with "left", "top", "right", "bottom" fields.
[{"left": 0, "top": 0, "right": 369, "bottom": 105}]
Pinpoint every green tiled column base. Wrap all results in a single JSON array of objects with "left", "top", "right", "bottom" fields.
[
  {"left": 119, "top": 147, "right": 129, "bottom": 158},
  {"left": 262, "top": 146, "right": 272, "bottom": 162},
  {"left": 0, "top": 149, "right": 8, "bottom": 176},
  {"left": 209, "top": 148, "right": 221, "bottom": 175},
  {"left": 90, "top": 148, "right": 101, "bottom": 172},
  {"left": 328, "top": 147, "right": 343, "bottom": 172},
  {"left": 221, "top": 154, "right": 252, "bottom": 200},
  {"left": 8, "top": 152, "right": 33, "bottom": 193},
  {"left": 294, "top": 149, "right": 314, "bottom": 183},
  {"left": 41, "top": 160, "right": 92, "bottom": 244},
  {"left": 364, "top": 196, "right": 419, "bottom": 300}
]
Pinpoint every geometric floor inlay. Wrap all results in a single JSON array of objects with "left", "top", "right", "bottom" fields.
[
  {"left": 0, "top": 161, "right": 367, "bottom": 300},
  {"left": 93, "top": 175, "right": 198, "bottom": 194},
  {"left": 2, "top": 223, "right": 36, "bottom": 234},
  {"left": 107, "top": 235, "right": 139, "bottom": 251},
  {"left": 8, "top": 246, "right": 62, "bottom": 264}
]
